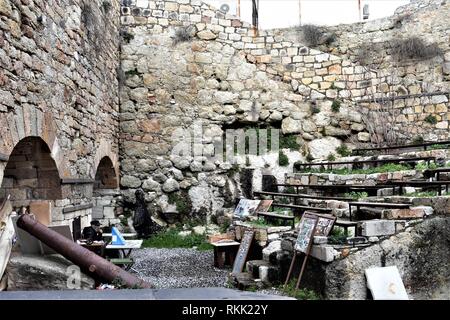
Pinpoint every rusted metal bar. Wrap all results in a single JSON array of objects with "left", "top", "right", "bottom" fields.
[{"left": 16, "top": 214, "right": 152, "bottom": 289}]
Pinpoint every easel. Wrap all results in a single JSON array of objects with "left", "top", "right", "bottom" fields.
[{"left": 284, "top": 214, "right": 319, "bottom": 290}]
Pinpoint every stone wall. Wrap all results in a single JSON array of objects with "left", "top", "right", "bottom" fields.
[
  {"left": 119, "top": 0, "right": 368, "bottom": 219},
  {"left": 280, "top": 0, "right": 450, "bottom": 141},
  {"left": 0, "top": 0, "right": 121, "bottom": 228}
]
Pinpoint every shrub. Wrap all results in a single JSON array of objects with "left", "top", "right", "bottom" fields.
[
  {"left": 301, "top": 24, "right": 323, "bottom": 47},
  {"left": 173, "top": 26, "right": 193, "bottom": 45},
  {"left": 311, "top": 105, "right": 320, "bottom": 114},
  {"left": 391, "top": 37, "right": 442, "bottom": 60},
  {"left": 424, "top": 115, "right": 437, "bottom": 125},
  {"left": 278, "top": 150, "right": 289, "bottom": 167},
  {"left": 331, "top": 100, "right": 341, "bottom": 113},
  {"left": 412, "top": 136, "right": 424, "bottom": 145},
  {"left": 142, "top": 227, "right": 212, "bottom": 250},
  {"left": 327, "top": 154, "right": 336, "bottom": 161},
  {"left": 344, "top": 192, "right": 368, "bottom": 200},
  {"left": 336, "top": 145, "right": 351, "bottom": 157},
  {"left": 280, "top": 135, "right": 300, "bottom": 150},
  {"left": 168, "top": 191, "right": 192, "bottom": 215},
  {"left": 324, "top": 33, "right": 337, "bottom": 45},
  {"left": 328, "top": 227, "right": 347, "bottom": 244},
  {"left": 279, "top": 280, "right": 320, "bottom": 300}
]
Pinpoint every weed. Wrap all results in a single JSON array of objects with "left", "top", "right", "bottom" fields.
[
  {"left": 168, "top": 191, "right": 192, "bottom": 215},
  {"left": 301, "top": 24, "right": 323, "bottom": 47},
  {"left": 344, "top": 192, "right": 369, "bottom": 200},
  {"left": 277, "top": 280, "right": 320, "bottom": 300},
  {"left": 331, "top": 100, "right": 341, "bottom": 113},
  {"left": 391, "top": 37, "right": 442, "bottom": 61},
  {"left": 279, "top": 150, "right": 289, "bottom": 167},
  {"left": 173, "top": 26, "right": 193, "bottom": 45},
  {"left": 424, "top": 115, "right": 437, "bottom": 125},
  {"left": 336, "top": 145, "right": 351, "bottom": 157},
  {"left": 328, "top": 227, "right": 347, "bottom": 244},
  {"left": 327, "top": 154, "right": 336, "bottom": 161},
  {"left": 142, "top": 227, "right": 212, "bottom": 250}
]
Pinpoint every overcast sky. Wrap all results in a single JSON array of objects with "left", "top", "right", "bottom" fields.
[{"left": 205, "top": 0, "right": 410, "bottom": 29}]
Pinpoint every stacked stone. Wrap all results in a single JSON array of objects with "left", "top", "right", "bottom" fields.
[{"left": 0, "top": 0, "right": 121, "bottom": 226}]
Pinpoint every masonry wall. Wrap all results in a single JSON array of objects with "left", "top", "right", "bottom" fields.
[
  {"left": 119, "top": 0, "right": 449, "bottom": 219},
  {"left": 0, "top": 0, "right": 121, "bottom": 228}
]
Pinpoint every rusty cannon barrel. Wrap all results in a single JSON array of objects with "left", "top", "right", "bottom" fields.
[{"left": 16, "top": 214, "right": 153, "bottom": 289}]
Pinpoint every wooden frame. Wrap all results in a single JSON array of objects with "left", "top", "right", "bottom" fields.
[
  {"left": 231, "top": 229, "right": 255, "bottom": 275},
  {"left": 306, "top": 212, "right": 337, "bottom": 237}
]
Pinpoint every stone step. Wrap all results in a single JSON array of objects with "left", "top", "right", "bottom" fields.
[
  {"left": 230, "top": 272, "right": 264, "bottom": 291},
  {"left": 246, "top": 259, "right": 282, "bottom": 285}
]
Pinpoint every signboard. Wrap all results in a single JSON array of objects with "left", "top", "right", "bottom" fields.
[
  {"left": 294, "top": 213, "right": 318, "bottom": 254},
  {"left": 306, "top": 212, "right": 336, "bottom": 237},
  {"left": 365, "top": 266, "right": 409, "bottom": 300},
  {"left": 234, "top": 199, "right": 261, "bottom": 217},
  {"left": 231, "top": 229, "right": 255, "bottom": 275}
]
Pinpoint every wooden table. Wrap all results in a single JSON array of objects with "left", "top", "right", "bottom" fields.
[
  {"left": 77, "top": 240, "right": 106, "bottom": 256},
  {"left": 105, "top": 239, "right": 143, "bottom": 258},
  {"left": 211, "top": 241, "right": 240, "bottom": 268}
]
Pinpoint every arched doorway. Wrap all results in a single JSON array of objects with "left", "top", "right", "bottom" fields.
[
  {"left": 94, "top": 156, "right": 118, "bottom": 190},
  {"left": 92, "top": 156, "right": 119, "bottom": 222},
  {"left": 0, "top": 137, "right": 61, "bottom": 225}
]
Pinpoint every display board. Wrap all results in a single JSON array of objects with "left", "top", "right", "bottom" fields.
[
  {"left": 294, "top": 213, "right": 319, "bottom": 254},
  {"left": 234, "top": 199, "right": 261, "bottom": 217}
]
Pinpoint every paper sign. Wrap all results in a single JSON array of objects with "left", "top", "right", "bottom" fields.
[{"left": 111, "top": 227, "right": 126, "bottom": 245}]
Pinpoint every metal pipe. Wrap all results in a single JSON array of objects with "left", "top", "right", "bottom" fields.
[{"left": 16, "top": 214, "right": 152, "bottom": 289}]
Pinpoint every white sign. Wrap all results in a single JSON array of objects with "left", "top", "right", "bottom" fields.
[{"left": 365, "top": 266, "right": 409, "bottom": 300}]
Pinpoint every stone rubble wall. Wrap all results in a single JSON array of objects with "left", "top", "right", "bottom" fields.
[
  {"left": 119, "top": 0, "right": 369, "bottom": 218},
  {"left": 0, "top": 0, "right": 121, "bottom": 228},
  {"left": 278, "top": 0, "right": 450, "bottom": 140}
]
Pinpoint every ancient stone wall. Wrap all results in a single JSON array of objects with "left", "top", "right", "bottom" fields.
[
  {"left": 0, "top": 0, "right": 121, "bottom": 228},
  {"left": 119, "top": 0, "right": 368, "bottom": 219},
  {"left": 280, "top": 0, "right": 450, "bottom": 141}
]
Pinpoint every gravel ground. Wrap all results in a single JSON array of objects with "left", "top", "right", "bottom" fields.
[{"left": 130, "top": 248, "right": 230, "bottom": 289}]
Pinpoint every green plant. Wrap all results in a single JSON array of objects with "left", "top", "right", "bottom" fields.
[
  {"left": 168, "top": 191, "right": 192, "bottom": 215},
  {"left": 125, "top": 68, "right": 139, "bottom": 76},
  {"left": 278, "top": 150, "right": 289, "bottom": 167},
  {"left": 311, "top": 105, "right": 320, "bottom": 114},
  {"left": 336, "top": 145, "right": 351, "bottom": 157},
  {"left": 284, "top": 186, "right": 296, "bottom": 194},
  {"left": 142, "top": 227, "right": 212, "bottom": 250},
  {"left": 327, "top": 153, "right": 336, "bottom": 161},
  {"left": 227, "top": 164, "right": 240, "bottom": 177},
  {"left": 280, "top": 135, "right": 300, "bottom": 150},
  {"left": 328, "top": 227, "right": 347, "bottom": 244},
  {"left": 424, "top": 115, "right": 437, "bottom": 125},
  {"left": 306, "top": 154, "right": 314, "bottom": 162},
  {"left": 344, "top": 192, "right": 369, "bottom": 200},
  {"left": 219, "top": 219, "right": 231, "bottom": 234},
  {"left": 278, "top": 280, "right": 320, "bottom": 300},
  {"left": 415, "top": 162, "right": 438, "bottom": 170},
  {"left": 331, "top": 100, "right": 341, "bottom": 113}
]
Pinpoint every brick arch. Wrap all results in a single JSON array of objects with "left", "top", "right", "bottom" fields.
[
  {"left": 0, "top": 109, "right": 70, "bottom": 178},
  {"left": 91, "top": 139, "right": 119, "bottom": 184}
]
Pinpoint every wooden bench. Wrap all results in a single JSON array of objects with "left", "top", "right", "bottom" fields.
[
  {"left": 294, "top": 156, "right": 435, "bottom": 172},
  {"left": 348, "top": 202, "right": 410, "bottom": 221},
  {"left": 271, "top": 203, "right": 332, "bottom": 214},
  {"left": 385, "top": 180, "right": 450, "bottom": 195},
  {"left": 352, "top": 140, "right": 450, "bottom": 155},
  {"left": 422, "top": 168, "right": 450, "bottom": 181},
  {"left": 211, "top": 241, "right": 240, "bottom": 268},
  {"left": 254, "top": 190, "right": 353, "bottom": 202},
  {"left": 275, "top": 183, "right": 397, "bottom": 197},
  {"left": 257, "top": 211, "right": 295, "bottom": 228}
]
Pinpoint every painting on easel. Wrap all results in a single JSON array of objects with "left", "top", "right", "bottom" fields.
[{"left": 294, "top": 213, "right": 318, "bottom": 254}]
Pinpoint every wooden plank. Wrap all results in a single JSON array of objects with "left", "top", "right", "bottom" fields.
[
  {"left": 231, "top": 229, "right": 254, "bottom": 275},
  {"left": 271, "top": 203, "right": 331, "bottom": 213},
  {"left": 295, "top": 156, "right": 435, "bottom": 168},
  {"left": 352, "top": 139, "right": 450, "bottom": 153},
  {"left": 348, "top": 202, "right": 410, "bottom": 208},
  {"left": 254, "top": 191, "right": 353, "bottom": 201},
  {"left": 62, "top": 203, "right": 93, "bottom": 214},
  {"left": 257, "top": 211, "right": 294, "bottom": 220}
]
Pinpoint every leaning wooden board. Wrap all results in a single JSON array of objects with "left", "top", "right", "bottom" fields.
[{"left": 231, "top": 230, "right": 255, "bottom": 275}]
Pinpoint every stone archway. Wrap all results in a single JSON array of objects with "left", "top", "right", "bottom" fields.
[{"left": 0, "top": 137, "right": 62, "bottom": 225}]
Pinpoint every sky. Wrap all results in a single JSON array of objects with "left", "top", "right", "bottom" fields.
[{"left": 204, "top": 0, "right": 411, "bottom": 29}]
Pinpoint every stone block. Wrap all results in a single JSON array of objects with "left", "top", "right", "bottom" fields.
[
  {"left": 313, "top": 236, "right": 328, "bottom": 244},
  {"left": 310, "top": 245, "right": 338, "bottom": 262},
  {"left": 359, "top": 220, "right": 395, "bottom": 237},
  {"left": 382, "top": 206, "right": 433, "bottom": 220},
  {"left": 103, "top": 206, "right": 115, "bottom": 219}
]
